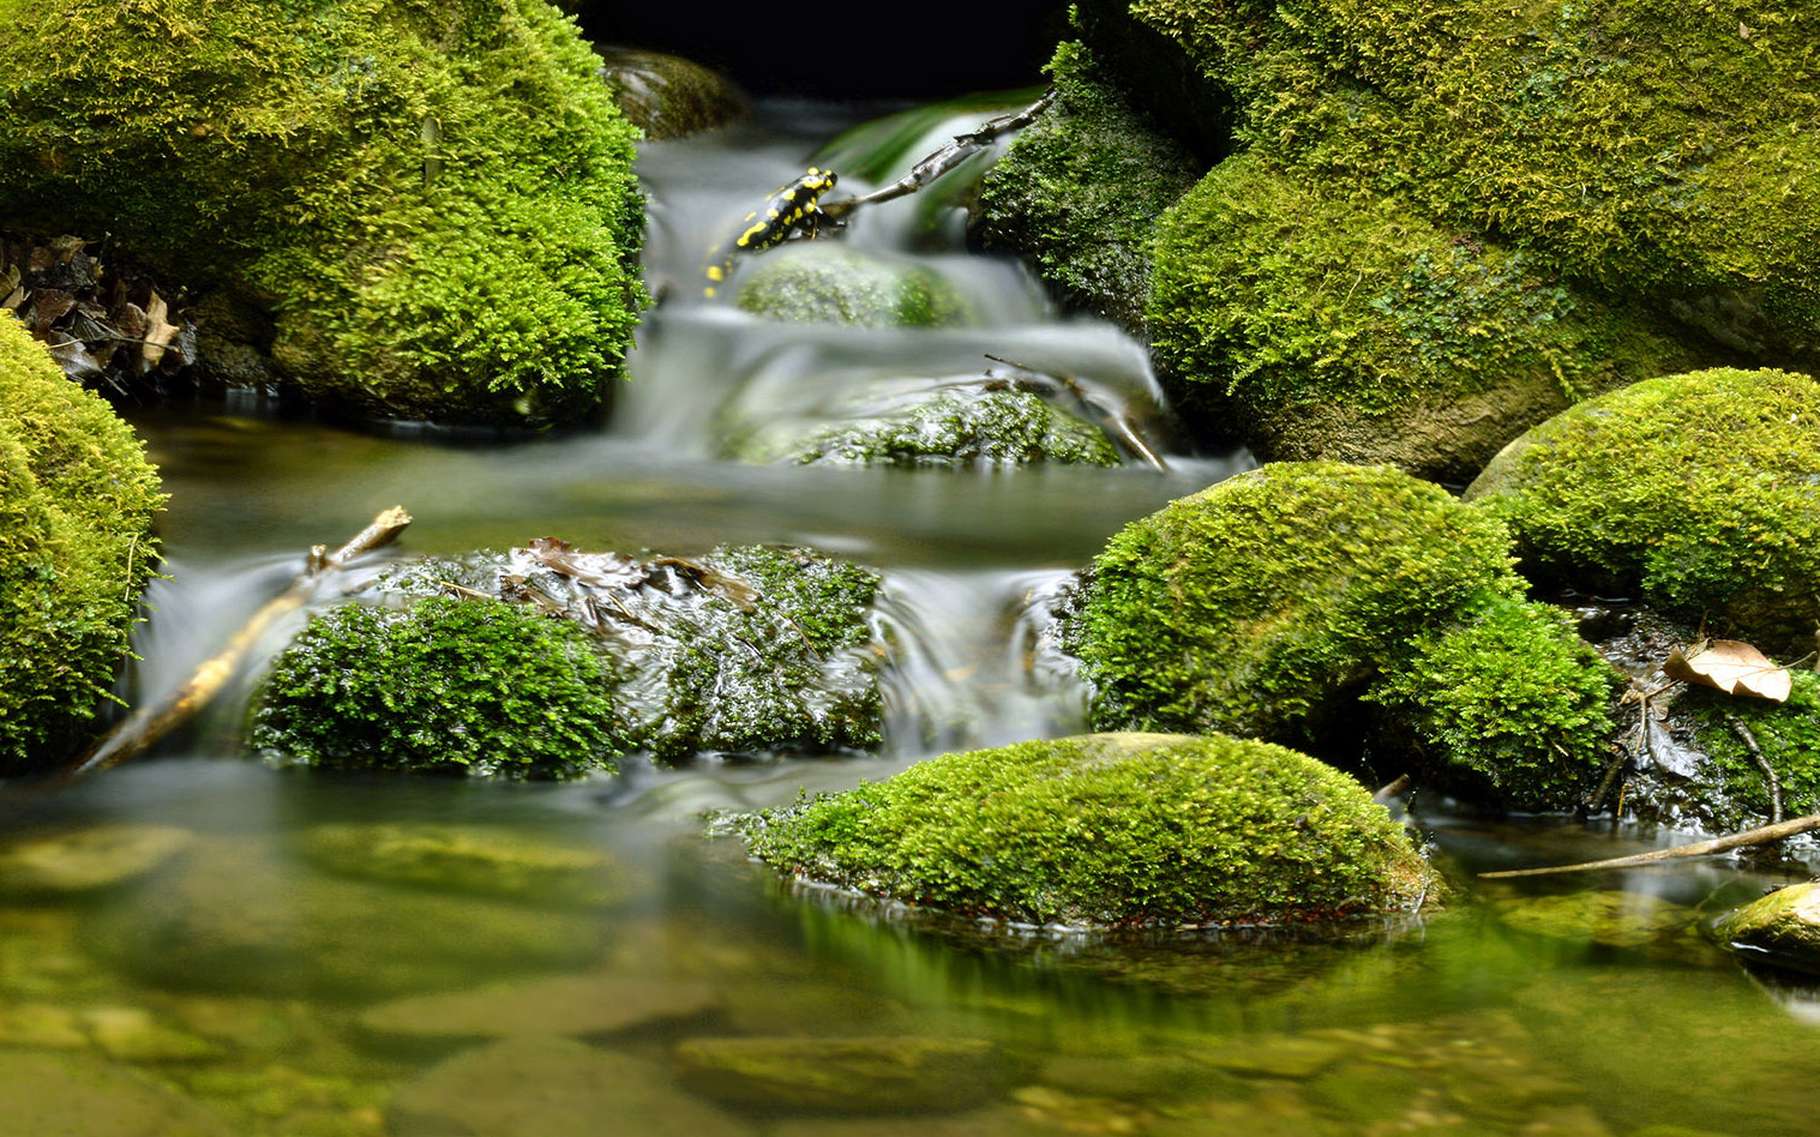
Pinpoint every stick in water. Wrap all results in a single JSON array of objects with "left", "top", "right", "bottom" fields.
[
  {"left": 63, "top": 507, "right": 413, "bottom": 781},
  {"left": 1479, "top": 811, "right": 1820, "bottom": 879}
]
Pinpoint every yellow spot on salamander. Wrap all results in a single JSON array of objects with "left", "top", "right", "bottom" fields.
[{"left": 707, "top": 265, "right": 725, "bottom": 282}]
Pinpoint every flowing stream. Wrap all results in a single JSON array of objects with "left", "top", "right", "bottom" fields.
[{"left": 4, "top": 99, "right": 1820, "bottom": 1136}]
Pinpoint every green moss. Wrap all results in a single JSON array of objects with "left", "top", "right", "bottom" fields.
[
  {"left": 778, "top": 388, "right": 1121, "bottom": 468},
  {"left": 252, "top": 595, "right": 623, "bottom": 779},
  {"left": 1065, "top": 461, "right": 1520, "bottom": 745},
  {"left": 0, "top": 0, "right": 645, "bottom": 425},
  {"left": 1124, "top": 0, "right": 1820, "bottom": 361},
  {"left": 976, "top": 41, "right": 1202, "bottom": 330},
  {"left": 1682, "top": 671, "right": 1820, "bottom": 833},
  {"left": 1713, "top": 882, "right": 1820, "bottom": 975},
  {"left": 740, "top": 732, "right": 1438, "bottom": 927},
  {"left": 0, "top": 312, "right": 164, "bottom": 770},
  {"left": 1366, "top": 596, "right": 1618, "bottom": 810},
  {"left": 1147, "top": 151, "right": 1696, "bottom": 478},
  {"left": 736, "top": 246, "right": 967, "bottom": 329},
  {"left": 1466, "top": 368, "right": 1820, "bottom": 652}
]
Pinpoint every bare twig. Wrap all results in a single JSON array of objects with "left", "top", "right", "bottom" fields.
[
  {"left": 1725, "top": 711, "right": 1783, "bottom": 824},
  {"left": 63, "top": 508, "right": 413, "bottom": 781},
  {"left": 1480, "top": 811, "right": 1820, "bottom": 879},
  {"left": 1373, "top": 774, "right": 1411, "bottom": 802},
  {"left": 982, "top": 353, "right": 1169, "bottom": 473},
  {"left": 821, "top": 90, "right": 1057, "bottom": 221}
]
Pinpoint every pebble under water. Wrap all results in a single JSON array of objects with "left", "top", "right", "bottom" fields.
[{"left": 3, "top": 100, "right": 1819, "bottom": 1137}]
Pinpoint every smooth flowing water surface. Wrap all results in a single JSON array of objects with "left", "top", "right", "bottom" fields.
[{"left": 4, "top": 101, "right": 1819, "bottom": 1137}]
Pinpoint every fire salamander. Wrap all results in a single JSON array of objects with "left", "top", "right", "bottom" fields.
[{"left": 704, "top": 166, "right": 839, "bottom": 298}]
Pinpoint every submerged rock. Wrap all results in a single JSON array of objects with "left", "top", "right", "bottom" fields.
[
  {"left": 597, "top": 47, "right": 745, "bottom": 140},
  {"left": 738, "top": 733, "right": 1438, "bottom": 927},
  {"left": 732, "top": 383, "right": 1122, "bottom": 468},
  {"left": 0, "top": 1051, "right": 234, "bottom": 1136},
  {"left": 0, "top": 825, "right": 192, "bottom": 897},
  {"left": 1467, "top": 368, "right": 1820, "bottom": 655},
  {"left": 1490, "top": 890, "right": 1701, "bottom": 953},
  {"left": 1714, "top": 883, "right": 1820, "bottom": 975},
  {"left": 391, "top": 1037, "right": 754, "bottom": 1137},
  {"left": 359, "top": 971, "right": 717, "bottom": 1048},
  {"left": 674, "top": 1035, "right": 1010, "bottom": 1114},
  {"left": 975, "top": 41, "right": 1202, "bottom": 331},
  {"left": 0, "top": 0, "right": 646, "bottom": 426},
  {"left": 736, "top": 245, "right": 968, "bottom": 328},
  {"left": 252, "top": 595, "right": 625, "bottom": 780},
  {"left": 1060, "top": 462, "right": 1612, "bottom": 806},
  {"left": 0, "top": 312, "right": 165, "bottom": 771},
  {"left": 298, "top": 823, "right": 627, "bottom": 907},
  {"left": 88, "top": 839, "right": 605, "bottom": 999}
]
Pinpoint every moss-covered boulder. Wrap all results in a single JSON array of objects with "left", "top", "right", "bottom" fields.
[
  {"left": 252, "top": 595, "right": 624, "bottom": 780},
  {"left": 739, "top": 732, "right": 1438, "bottom": 927},
  {"left": 297, "top": 823, "right": 627, "bottom": 907},
  {"left": 731, "top": 385, "right": 1122, "bottom": 468},
  {"left": 1680, "top": 671, "right": 1820, "bottom": 834},
  {"left": 675, "top": 1036, "right": 1011, "bottom": 1115},
  {"left": 1466, "top": 368, "right": 1820, "bottom": 653},
  {"left": 1366, "top": 597, "right": 1618, "bottom": 810},
  {"left": 0, "top": 0, "right": 645, "bottom": 425},
  {"left": 975, "top": 41, "right": 1202, "bottom": 331},
  {"left": 1064, "top": 462, "right": 1518, "bottom": 744},
  {"left": 596, "top": 47, "right": 745, "bottom": 140},
  {"left": 1714, "top": 883, "right": 1820, "bottom": 975},
  {"left": 736, "top": 246, "right": 967, "bottom": 328},
  {"left": 1108, "top": 0, "right": 1820, "bottom": 365},
  {"left": 0, "top": 313, "right": 164, "bottom": 771},
  {"left": 1147, "top": 152, "right": 1696, "bottom": 478}
]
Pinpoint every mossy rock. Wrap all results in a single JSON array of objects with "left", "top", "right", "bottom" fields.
[
  {"left": 1365, "top": 596, "right": 1618, "bottom": 810},
  {"left": 1680, "top": 671, "right": 1820, "bottom": 834},
  {"left": 1714, "top": 883, "right": 1820, "bottom": 975},
  {"left": 0, "top": 312, "right": 164, "bottom": 771},
  {"left": 296, "top": 823, "right": 627, "bottom": 907},
  {"left": 1147, "top": 152, "right": 1697, "bottom": 479},
  {"left": 975, "top": 41, "right": 1202, "bottom": 331},
  {"left": 1466, "top": 368, "right": 1820, "bottom": 654},
  {"left": 88, "top": 838, "right": 605, "bottom": 1000},
  {"left": 1064, "top": 462, "right": 1520, "bottom": 746},
  {"left": 1489, "top": 889, "right": 1700, "bottom": 952},
  {"left": 0, "top": 825, "right": 193, "bottom": 897},
  {"left": 597, "top": 47, "right": 745, "bottom": 140},
  {"left": 736, "top": 245, "right": 967, "bottom": 328},
  {"left": 252, "top": 595, "right": 624, "bottom": 779},
  {"left": 674, "top": 1036, "right": 1012, "bottom": 1115},
  {"left": 1115, "top": 0, "right": 1820, "bottom": 365},
  {"left": 734, "top": 385, "right": 1122, "bottom": 468},
  {"left": 0, "top": 1051, "right": 234, "bottom": 1136},
  {"left": 0, "top": 0, "right": 646, "bottom": 425},
  {"left": 738, "top": 732, "right": 1439, "bottom": 927}
]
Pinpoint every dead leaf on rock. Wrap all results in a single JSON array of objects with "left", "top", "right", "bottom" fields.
[
  {"left": 1663, "top": 639, "right": 1791, "bottom": 703},
  {"left": 141, "top": 291, "right": 180, "bottom": 369}
]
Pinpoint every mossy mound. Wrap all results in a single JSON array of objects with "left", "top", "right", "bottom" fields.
[
  {"left": 1063, "top": 462, "right": 1519, "bottom": 746},
  {"left": 0, "top": 312, "right": 164, "bottom": 771},
  {"left": 1147, "top": 152, "right": 1696, "bottom": 478},
  {"left": 975, "top": 41, "right": 1202, "bottom": 331},
  {"left": 736, "top": 246, "right": 967, "bottom": 329},
  {"left": 739, "top": 732, "right": 1438, "bottom": 927},
  {"left": 1714, "top": 883, "right": 1820, "bottom": 975},
  {"left": 1117, "top": 0, "right": 1820, "bottom": 364},
  {"left": 1466, "top": 368, "right": 1820, "bottom": 653},
  {"left": 1366, "top": 597, "right": 1618, "bottom": 810},
  {"left": 738, "top": 386, "right": 1121, "bottom": 468},
  {"left": 1681, "top": 671, "right": 1820, "bottom": 834},
  {"left": 252, "top": 595, "right": 624, "bottom": 780},
  {"left": 0, "top": 0, "right": 645, "bottom": 425},
  {"left": 596, "top": 47, "right": 745, "bottom": 140}
]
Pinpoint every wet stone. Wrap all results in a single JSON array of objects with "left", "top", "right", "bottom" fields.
[
  {"left": 297, "top": 823, "right": 628, "bottom": 908},
  {"left": 1713, "top": 882, "right": 1820, "bottom": 975},
  {"left": 358, "top": 971, "right": 718, "bottom": 1047},
  {"left": 390, "top": 1036, "right": 756, "bottom": 1137},
  {"left": 0, "top": 825, "right": 193, "bottom": 896},
  {"left": 1489, "top": 889, "right": 1702, "bottom": 952},
  {"left": 1195, "top": 1034, "right": 1349, "bottom": 1080},
  {"left": 83, "top": 1005, "right": 217, "bottom": 1063},
  {"left": 0, "top": 1001, "right": 88, "bottom": 1048},
  {"left": 0, "top": 1049, "right": 236, "bottom": 1136},
  {"left": 674, "top": 1035, "right": 1009, "bottom": 1114},
  {"left": 767, "top": 1106, "right": 1068, "bottom": 1136}
]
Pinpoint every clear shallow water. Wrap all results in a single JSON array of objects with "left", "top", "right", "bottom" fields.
[{"left": 4, "top": 100, "right": 1820, "bottom": 1135}]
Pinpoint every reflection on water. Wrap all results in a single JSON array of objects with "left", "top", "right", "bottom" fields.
[{"left": 11, "top": 98, "right": 1820, "bottom": 1134}]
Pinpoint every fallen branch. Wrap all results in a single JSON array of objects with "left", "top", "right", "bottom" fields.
[
  {"left": 821, "top": 90, "right": 1057, "bottom": 221},
  {"left": 1479, "top": 811, "right": 1820, "bottom": 879},
  {"left": 63, "top": 507, "right": 413, "bottom": 781},
  {"left": 1372, "top": 774, "right": 1411, "bottom": 802},
  {"left": 982, "top": 353, "right": 1169, "bottom": 473}
]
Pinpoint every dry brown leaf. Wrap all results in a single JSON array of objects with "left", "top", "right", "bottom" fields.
[
  {"left": 141, "top": 291, "right": 180, "bottom": 368},
  {"left": 1663, "top": 639, "right": 1792, "bottom": 703}
]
